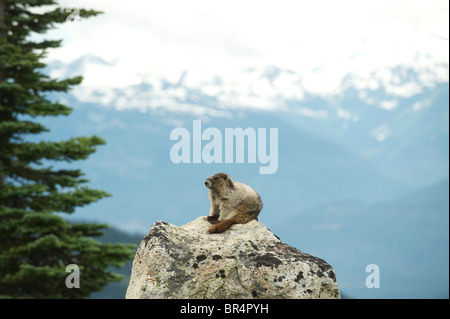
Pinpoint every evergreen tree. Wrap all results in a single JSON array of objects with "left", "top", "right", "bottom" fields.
[{"left": 0, "top": 0, "right": 135, "bottom": 298}]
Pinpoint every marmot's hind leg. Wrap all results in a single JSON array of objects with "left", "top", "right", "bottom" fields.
[
  {"left": 208, "top": 219, "right": 236, "bottom": 234},
  {"left": 207, "top": 204, "right": 260, "bottom": 234}
]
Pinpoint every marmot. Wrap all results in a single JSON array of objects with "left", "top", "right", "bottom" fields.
[{"left": 204, "top": 173, "right": 263, "bottom": 234}]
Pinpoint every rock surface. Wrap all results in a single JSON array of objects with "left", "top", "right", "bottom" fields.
[{"left": 126, "top": 217, "right": 340, "bottom": 299}]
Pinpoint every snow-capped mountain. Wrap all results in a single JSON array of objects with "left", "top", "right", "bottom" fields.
[{"left": 46, "top": 54, "right": 449, "bottom": 188}]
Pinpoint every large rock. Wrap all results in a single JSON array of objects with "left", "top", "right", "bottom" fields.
[{"left": 126, "top": 217, "right": 340, "bottom": 299}]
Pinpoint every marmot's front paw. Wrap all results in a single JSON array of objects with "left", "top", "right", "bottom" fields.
[{"left": 206, "top": 216, "right": 219, "bottom": 224}]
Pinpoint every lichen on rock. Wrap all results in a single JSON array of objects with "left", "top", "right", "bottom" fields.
[{"left": 126, "top": 217, "right": 340, "bottom": 299}]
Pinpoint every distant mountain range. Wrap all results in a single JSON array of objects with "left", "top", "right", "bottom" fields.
[
  {"left": 37, "top": 55, "right": 449, "bottom": 298},
  {"left": 280, "top": 178, "right": 449, "bottom": 298},
  {"left": 46, "top": 54, "right": 449, "bottom": 190}
]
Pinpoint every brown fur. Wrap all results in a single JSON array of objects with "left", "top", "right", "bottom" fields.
[{"left": 204, "top": 173, "right": 263, "bottom": 234}]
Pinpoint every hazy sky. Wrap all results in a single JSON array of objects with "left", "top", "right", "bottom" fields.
[{"left": 42, "top": 0, "right": 449, "bottom": 113}]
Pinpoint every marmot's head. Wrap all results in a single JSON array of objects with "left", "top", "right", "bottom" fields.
[{"left": 204, "top": 173, "right": 234, "bottom": 192}]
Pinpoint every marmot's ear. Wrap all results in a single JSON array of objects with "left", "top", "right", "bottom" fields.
[
  {"left": 223, "top": 175, "right": 227, "bottom": 180},
  {"left": 227, "top": 178, "right": 234, "bottom": 189}
]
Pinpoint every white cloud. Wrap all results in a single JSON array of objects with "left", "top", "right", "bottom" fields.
[
  {"left": 371, "top": 124, "right": 392, "bottom": 142},
  {"left": 337, "top": 108, "right": 352, "bottom": 120},
  {"left": 43, "top": 0, "right": 449, "bottom": 113},
  {"left": 379, "top": 99, "right": 399, "bottom": 111},
  {"left": 385, "top": 81, "right": 424, "bottom": 98},
  {"left": 294, "top": 107, "right": 329, "bottom": 118},
  {"left": 412, "top": 98, "right": 433, "bottom": 111}
]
